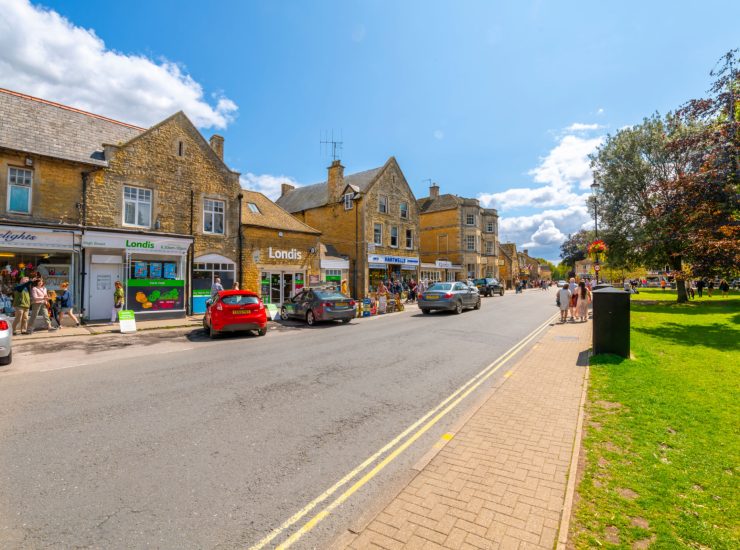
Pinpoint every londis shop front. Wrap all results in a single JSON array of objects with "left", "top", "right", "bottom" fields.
[{"left": 82, "top": 231, "right": 192, "bottom": 321}]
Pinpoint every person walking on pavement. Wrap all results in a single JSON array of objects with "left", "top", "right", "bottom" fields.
[
  {"left": 576, "top": 281, "right": 591, "bottom": 322},
  {"left": 28, "top": 278, "right": 57, "bottom": 334},
  {"left": 558, "top": 283, "right": 572, "bottom": 323},
  {"left": 57, "top": 281, "right": 80, "bottom": 328},
  {"left": 11, "top": 276, "right": 31, "bottom": 335},
  {"left": 110, "top": 280, "right": 124, "bottom": 323},
  {"left": 568, "top": 278, "right": 578, "bottom": 321},
  {"left": 211, "top": 276, "right": 224, "bottom": 299}
]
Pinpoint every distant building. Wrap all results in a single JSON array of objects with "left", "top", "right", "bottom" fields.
[{"left": 498, "top": 243, "right": 517, "bottom": 289}]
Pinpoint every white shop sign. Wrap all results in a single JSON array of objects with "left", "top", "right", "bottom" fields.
[
  {"left": 0, "top": 226, "right": 77, "bottom": 250},
  {"left": 81, "top": 232, "right": 191, "bottom": 255},
  {"left": 367, "top": 254, "right": 420, "bottom": 266},
  {"left": 321, "top": 258, "right": 349, "bottom": 269},
  {"left": 435, "top": 260, "right": 452, "bottom": 268},
  {"left": 268, "top": 247, "right": 303, "bottom": 260}
]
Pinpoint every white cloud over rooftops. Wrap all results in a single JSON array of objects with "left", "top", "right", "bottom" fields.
[
  {"left": 240, "top": 173, "right": 302, "bottom": 201},
  {"left": 0, "top": 0, "right": 237, "bottom": 129}
]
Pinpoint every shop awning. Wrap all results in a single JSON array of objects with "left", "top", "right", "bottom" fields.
[
  {"left": 368, "top": 263, "right": 386, "bottom": 269},
  {"left": 321, "top": 258, "right": 349, "bottom": 269}
]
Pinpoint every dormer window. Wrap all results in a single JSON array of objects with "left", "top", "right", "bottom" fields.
[
  {"left": 343, "top": 193, "right": 353, "bottom": 210},
  {"left": 247, "top": 202, "right": 261, "bottom": 214}
]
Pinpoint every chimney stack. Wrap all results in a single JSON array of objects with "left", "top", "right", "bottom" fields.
[
  {"left": 327, "top": 159, "right": 345, "bottom": 203},
  {"left": 430, "top": 182, "right": 440, "bottom": 198},
  {"left": 523, "top": 249, "right": 529, "bottom": 256},
  {"left": 209, "top": 134, "right": 224, "bottom": 160},
  {"left": 281, "top": 183, "right": 295, "bottom": 197}
]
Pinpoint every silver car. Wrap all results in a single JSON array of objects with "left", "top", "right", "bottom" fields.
[
  {"left": 0, "top": 313, "right": 12, "bottom": 365},
  {"left": 280, "top": 288, "right": 357, "bottom": 326},
  {"left": 418, "top": 281, "right": 481, "bottom": 314}
]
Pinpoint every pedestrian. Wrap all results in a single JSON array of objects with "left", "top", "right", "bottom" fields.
[
  {"left": 11, "top": 276, "right": 32, "bottom": 335},
  {"left": 696, "top": 278, "right": 705, "bottom": 297},
  {"left": 558, "top": 284, "right": 571, "bottom": 323},
  {"left": 341, "top": 279, "right": 349, "bottom": 296},
  {"left": 377, "top": 280, "right": 389, "bottom": 314},
  {"left": 417, "top": 279, "right": 427, "bottom": 296},
  {"left": 231, "top": 282, "right": 240, "bottom": 290},
  {"left": 576, "top": 281, "right": 591, "bottom": 322},
  {"left": 27, "top": 278, "right": 57, "bottom": 334},
  {"left": 719, "top": 278, "right": 730, "bottom": 297},
  {"left": 211, "top": 276, "right": 224, "bottom": 299},
  {"left": 56, "top": 281, "right": 80, "bottom": 328},
  {"left": 568, "top": 278, "right": 578, "bottom": 321},
  {"left": 47, "top": 290, "right": 60, "bottom": 328},
  {"left": 660, "top": 279, "right": 667, "bottom": 291},
  {"left": 110, "top": 280, "right": 124, "bottom": 324},
  {"left": 707, "top": 278, "right": 714, "bottom": 297}
]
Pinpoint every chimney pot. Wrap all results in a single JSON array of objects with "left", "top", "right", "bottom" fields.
[
  {"left": 430, "top": 182, "right": 440, "bottom": 198},
  {"left": 281, "top": 183, "right": 295, "bottom": 197},
  {"left": 209, "top": 134, "right": 225, "bottom": 160},
  {"left": 327, "top": 159, "right": 345, "bottom": 203}
]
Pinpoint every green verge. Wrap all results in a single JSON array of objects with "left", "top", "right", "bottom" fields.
[{"left": 571, "top": 288, "right": 740, "bottom": 549}]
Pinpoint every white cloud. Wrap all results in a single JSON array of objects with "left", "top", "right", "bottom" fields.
[
  {"left": 528, "top": 219, "right": 566, "bottom": 247},
  {"left": 433, "top": 129, "right": 444, "bottom": 140},
  {"left": 529, "top": 134, "right": 603, "bottom": 191},
  {"left": 565, "top": 122, "right": 602, "bottom": 132},
  {"left": 240, "top": 173, "right": 301, "bottom": 201},
  {"left": 597, "top": 108, "right": 605, "bottom": 115},
  {"left": 0, "top": 0, "right": 237, "bottom": 129}
]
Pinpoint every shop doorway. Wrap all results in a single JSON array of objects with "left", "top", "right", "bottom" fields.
[
  {"left": 89, "top": 262, "right": 122, "bottom": 320},
  {"left": 261, "top": 271, "right": 303, "bottom": 306}
]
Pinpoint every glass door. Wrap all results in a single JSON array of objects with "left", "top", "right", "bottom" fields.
[
  {"left": 282, "top": 273, "right": 293, "bottom": 303},
  {"left": 270, "top": 273, "right": 281, "bottom": 305}
]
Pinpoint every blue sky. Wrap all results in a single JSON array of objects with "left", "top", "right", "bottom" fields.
[{"left": 1, "top": 0, "right": 738, "bottom": 262}]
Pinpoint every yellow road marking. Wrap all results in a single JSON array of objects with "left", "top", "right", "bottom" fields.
[
  {"left": 250, "top": 312, "right": 558, "bottom": 550},
  {"left": 504, "top": 370, "right": 514, "bottom": 378},
  {"left": 441, "top": 432, "right": 454, "bottom": 441}
]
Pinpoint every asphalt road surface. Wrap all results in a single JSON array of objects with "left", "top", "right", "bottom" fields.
[{"left": 0, "top": 289, "right": 558, "bottom": 549}]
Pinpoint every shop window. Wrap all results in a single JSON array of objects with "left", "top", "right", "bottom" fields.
[
  {"left": 123, "top": 186, "right": 152, "bottom": 227},
  {"left": 7, "top": 167, "right": 32, "bottom": 214},
  {"left": 405, "top": 229, "right": 413, "bottom": 249},
  {"left": 400, "top": 202, "right": 408, "bottom": 219},
  {"left": 203, "top": 198, "right": 225, "bottom": 234},
  {"left": 466, "top": 213, "right": 475, "bottom": 226},
  {"left": 373, "top": 223, "right": 383, "bottom": 245},
  {"left": 343, "top": 193, "right": 353, "bottom": 210},
  {"left": 486, "top": 221, "right": 495, "bottom": 233},
  {"left": 390, "top": 226, "right": 398, "bottom": 248},
  {"left": 378, "top": 195, "right": 387, "bottom": 214},
  {"left": 325, "top": 268, "right": 342, "bottom": 283},
  {"left": 466, "top": 235, "right": 476, "bottom": 251},
  {"left": 247, "top": 202, "right": 261, "bottom": 214}
]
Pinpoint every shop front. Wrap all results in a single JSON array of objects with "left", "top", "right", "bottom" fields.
[
  {"left": 320, "top": 256, "right": 350, "bottom": 292},
  {"left": 0, "top": 225, "right": 80, "bottom": 311},
  {"left": 252, "top": 245, "right": 318, "bottom": 306},
  {"left": 367, "top": 254, "right": 420, "bottom": 292},
  {"left": 82, "top": 231, "right": 192, "bottom": 320},
  {"left": 192, "top": 254, "right": 237, "bottom": 314}
]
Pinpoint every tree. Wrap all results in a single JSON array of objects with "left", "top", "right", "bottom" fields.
[{"left": 559, "top": 230, "right": 593, "bottom": 267}]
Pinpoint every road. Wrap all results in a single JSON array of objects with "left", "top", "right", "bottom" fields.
[{"left": 0, "top": 289, "right": 557, "bottom": 549}]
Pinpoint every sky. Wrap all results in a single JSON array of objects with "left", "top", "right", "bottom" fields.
[{"left": 1, "top": 0, "right": 738, "bottom": 263}]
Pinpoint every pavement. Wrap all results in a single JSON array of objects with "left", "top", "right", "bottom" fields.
[{"left": 336, "top": 316, "right": 591, "bottom": 550}]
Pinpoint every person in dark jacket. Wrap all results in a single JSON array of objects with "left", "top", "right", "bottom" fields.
[
  {"left": 12, "top": 277, "right": 32, "bottom": 335},
  {"left": 56, "top": 281, "right": 80, "bottom": 328}
]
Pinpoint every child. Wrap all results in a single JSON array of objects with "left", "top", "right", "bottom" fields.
[
  {"left": 57, "top": 281, "right": 80, "bottom": 328},
  {"left": 47, "top": 290, "right": 60, "bottom": 328}
]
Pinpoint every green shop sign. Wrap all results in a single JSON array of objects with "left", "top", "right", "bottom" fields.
[
  {"left": 128, "top": 279, "right": 185, "bottom": 287},
  {"left": 192, "top": 289, "right": 211, "bottom": 297}
]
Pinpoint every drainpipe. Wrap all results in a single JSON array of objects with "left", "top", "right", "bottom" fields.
[
  {"left": 79, "top": 171, "right": 90, "bottom": 320},
  {"left": 354, "top": 197, "right": 359, "bottom": 298},
  {"left": 237, "top": 193, "right": 243, "bottom": 287},
  {"left": 188, "top": 188, "right": 195, "bottom": 315}
]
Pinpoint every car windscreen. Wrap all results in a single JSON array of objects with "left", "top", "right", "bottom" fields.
[
  {"left": 314, "top": 291, "right": 348, "bottom": 300},
  {"left": 428, "top": 283, "right": 453, "bottom": 291},
  {"left": 473, "top": 279, "right": 486, "bottom": 285},
  {"left": 221, "top": 295, "right": 259, "bottom": 305}
]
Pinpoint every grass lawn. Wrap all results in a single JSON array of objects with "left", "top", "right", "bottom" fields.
[{"left": 570, "top": 289, "right": 740, "bottom": 549}]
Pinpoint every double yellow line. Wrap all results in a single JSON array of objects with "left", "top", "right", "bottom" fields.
[{"left": 250, "top": 312, "right": 558, "bottom": 549}]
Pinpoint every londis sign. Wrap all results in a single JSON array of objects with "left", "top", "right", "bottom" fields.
[
  {"left": 267, "top": 247, "right": 303, "bottom": 260},
  {"left": 125, "top": 239, "right": 155, "bottom": 249}
]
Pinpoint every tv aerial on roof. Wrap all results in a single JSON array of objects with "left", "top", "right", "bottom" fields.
[{"left": 320, "top": 129, "right": 343, "bottom": 161}]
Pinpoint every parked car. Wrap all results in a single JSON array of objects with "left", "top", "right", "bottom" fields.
[
  {"left": 203, "top": 290, "right": 268, "bottom": 339},
  {"left": 0, "top": 314, "right": 12, "bottom": 365},
  {"left": 281, "top": 288, "right": 356, "bottom": 326},
  {"left": 418, "top": 281, "right": 481, "bottom": 314},
  {"left": 473, "top": 277, "right": 504, "bottom": 297}
]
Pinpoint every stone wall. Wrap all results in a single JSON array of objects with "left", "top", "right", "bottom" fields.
[{"left": 418, "top": 208, "right": 461, "bottom": 265}]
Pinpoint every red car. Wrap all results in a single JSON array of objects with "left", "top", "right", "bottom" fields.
[{"left": 203, "top": 290, "right": 268, "bottom": 338}]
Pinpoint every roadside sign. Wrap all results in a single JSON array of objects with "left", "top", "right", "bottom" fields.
[
  {"left": 118, "top": 310, "right": 137, "bottom": 333},
  {"left": 594, "top": 264, "right": 601, "bottom": 272}
]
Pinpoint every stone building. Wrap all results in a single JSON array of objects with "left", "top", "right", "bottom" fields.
[
  {"left": 416, "top": 183, "right": 499, "bottom": 283},
  {"left": 277, "top": 157, "right": 420, "bottom": 297},
  {"left": 516, "top": 248, "right": 541, "bottom": 286},
  {"left": 0, "top": 87, "right": 243, "bottom": 321},
  {"left": 498, "top": 243, "right": 517, "bottom": 290},
  {"left": 239, "top": 189, "right": 321, "bottom": 306}
]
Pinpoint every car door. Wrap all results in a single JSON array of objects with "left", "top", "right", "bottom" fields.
[
  {"left": 454, "top": 282, "right": 469, "bottom": 306},
  {"left": 285, "top": 291, "right": 303, "bottom": 319},
  {"left": 300, "top": 291, "right": 315, "bottom": 318}
]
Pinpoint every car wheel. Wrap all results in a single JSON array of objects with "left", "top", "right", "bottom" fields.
[
  {"left": 306, "top": 310, "right": 316, "bottom": 326},
  {"left": 209, "top": 325, "right": 219, "bottom": 339},
  {"left": 256, "top": 327, "right": 267, "bottom": 336},
  {"left": 474, "top": 298, "right": 481, "bottom": 310},
  {"left": 0, "top": 350, "right": 11, "bottom": 366},
  {"left": 341, "top": 318, "right": 351, "bottom": 324},
  {"left": 421, "top": 308, "right": 431, "bottom": 314},
  {"left": 454, "top": 301, "right": 463, "bottom": 314},
  {"left": 202, "top": 317, "right": 209, "bottom": 330},
  {"left": 500, "top": 288, "right": 504, "bottom": 296},
  {"left": 280, "top": 306, "right": 289, "bottom": 321}
]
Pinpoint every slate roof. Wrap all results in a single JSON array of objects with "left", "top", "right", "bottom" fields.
[
  {"left": 241, "top": 189, "right": 321, "bottom": 234},
  {"left": 416, "top": 193, "right": 464, "bottom": 214},
  {"left": 0, "top": 88, "right": 146, "bottom": 166},
  {"left": 276, "top": 166, "right": 384, "bottom": 213}
]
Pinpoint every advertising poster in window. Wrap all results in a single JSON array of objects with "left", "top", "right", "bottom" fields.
[
  {"left": 127, "top": 279, "right": 185, "bottom": 312},
  {"left": 163, "top": 262, "right": 177, "bottom": 280},
  {"left": 149, "top": 262, "right": 163, "bottom": 279},
  {"left": 133, "top": 261, "right": 148, "bottom": 279}
]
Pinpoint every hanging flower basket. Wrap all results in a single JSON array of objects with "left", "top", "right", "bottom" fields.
[{"left": 588, "top": 240, "right": 608, "bottom": 259}]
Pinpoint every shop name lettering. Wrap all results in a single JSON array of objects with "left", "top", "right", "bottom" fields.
[
  {"left": 0, "top": 231, "right": 38, "bottom": 243},
  {"left": 126, "top": 239, "right": 155, "bottom": 249},
  {"left": 268, "top": 247, "right": 302, "bottom": 260}
]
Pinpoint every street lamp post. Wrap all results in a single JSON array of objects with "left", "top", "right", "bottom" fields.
[{"left": 590, "top": 180, "right": 601, "bottom": 284}]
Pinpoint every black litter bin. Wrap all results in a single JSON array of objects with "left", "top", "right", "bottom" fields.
[{"left": 592, "top": 286, "right": 630, "bottom": 357}]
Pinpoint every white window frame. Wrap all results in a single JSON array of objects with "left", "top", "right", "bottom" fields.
[
  {"left": 466, "top": 213, "right": 475, "bottom": 226},
  {"left": 378, "top": 195, "right": 388, "bottom": 214},
  {"left": 466, "top": 234, "right": 476, "bottom": 251},
  {"left": 203, "top": 198, "right": 225, "bottom": 235},
  {"left": 343, "top": 193, "right": 353, "bottom": 210},
  {"left": 123, "top": 185, "right": 152, "bottom": 228},
  {"left": 373, "top": 223, "right": 383, "bottom": 245},
  {"left": 400, "top": 201, "right": 408, "bottom": 219},
  {"left": 7, "top": 167, "right": 33, "bottom": 214},
  {"left": 247, "top": 202, "right": 261, "bottom": 214},
  {"left": 485, "top": 241, "right": 493, "bottom": 255},
  {"left": 486, "top": 221, "right": 494, "bottom": 233},
  {"left": 405, "top": 228, "right": 413, "bottom": 249},
  {"left": 390, "top": 226, "right": 399, "bottom": 248}
]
